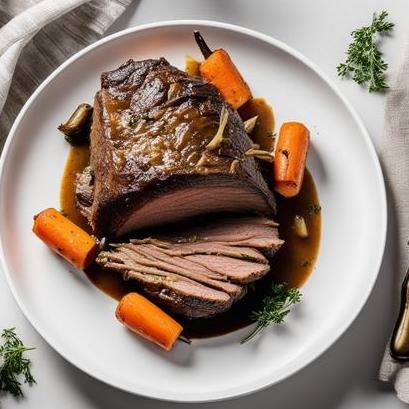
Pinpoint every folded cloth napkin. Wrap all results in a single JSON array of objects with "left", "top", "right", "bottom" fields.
[
  {"left": 378, "top": 42, "right": 409, "bottom": 402},
  {"left": 0, "top": 0, "right": 132, "bottom": 150}
]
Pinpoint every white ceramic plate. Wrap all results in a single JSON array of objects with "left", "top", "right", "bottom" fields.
[{"left": 0, "top": 21, "right": 386, "bottom": 402}]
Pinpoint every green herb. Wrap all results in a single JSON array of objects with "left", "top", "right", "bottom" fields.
[
  {"left": 301, "top": 260, "right": 310, "bottom": 268},
  {"left": 0, "top": 328, "right": 35, "bottom": 398},
  {"left": 241, "top": 283, "right": 302, "bottom": 343},
  {"left": 307, "top": 203, "right": 321, "bottom": 215},
  {"left": 337, "top": 10, "right": 394, "bottom": 92}
]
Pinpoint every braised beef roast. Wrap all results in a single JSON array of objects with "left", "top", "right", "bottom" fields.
[
  {"left": 97, "top": 216, "right": 283, "bottom": 318},
  {"left": 78, "top": 58, "right": 285, "bottom": 319},
  {"left": 76, "top": 58, "right": 276, "bottom": 237}
]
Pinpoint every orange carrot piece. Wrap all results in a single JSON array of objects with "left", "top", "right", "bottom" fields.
[
  {"left": 274, "top": 122, "right": 310, "bottom": 198},
  {"left": 116, "top": 293, "right": 183, "bottom": 351},
  {"left": 200, "top": 49, "right": 252, "bottom": 110},
  {"left": 32, "top": 208, "right": 98, "bottom": 270}
]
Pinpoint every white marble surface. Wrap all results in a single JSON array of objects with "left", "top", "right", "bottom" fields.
[{"left": 1, "top": 0, "right": 408, "bottom": 407}]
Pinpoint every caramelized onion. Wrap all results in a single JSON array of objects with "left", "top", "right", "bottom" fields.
[{"left": 206, "top": 107, "right": 229, "bottom": 150}]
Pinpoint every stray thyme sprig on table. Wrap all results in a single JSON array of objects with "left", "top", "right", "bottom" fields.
[
  {"left": 0, "top": 328, "right": 35, "bottom": 398},
  {"left": 241, "top": 283, "right": 302, "bottom": 343},
  {"left": 337, "top": 10, "right": 394, "bottom": 92}
]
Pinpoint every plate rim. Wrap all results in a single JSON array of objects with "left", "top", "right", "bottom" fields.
[{"left": 0, "top": 19, "right": 387, "bottom": 402}]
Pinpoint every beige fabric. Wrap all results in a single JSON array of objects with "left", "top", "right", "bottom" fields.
[
  {"left": 0, "top": 0, "right": 132, "bottom": 150},
  {"left": 378, "top": 41, "right": 409, "bottom": 403}
]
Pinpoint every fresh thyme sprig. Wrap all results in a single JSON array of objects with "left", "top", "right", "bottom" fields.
[
  {"left": 337, "top": 10, "right": 394, "bottom": 92},
  {"left": 241, "top": 283, "right": 302, "bottom": 343},
  {"left": 0, "top": 328, "right": 35, "bottom": 398}
]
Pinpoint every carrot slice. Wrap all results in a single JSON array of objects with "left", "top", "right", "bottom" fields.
[
  {"left": 199, "top": 49, "right": 252, "bottom": 110},
  {"left": 116, "top": 293, "right": 183, "bottom": 351},
  {"left": 32, "top": 208, "right": 98, "bottom": 270},
  {"left": 274, "top": 122, "right": 310, "bottom": 198}
]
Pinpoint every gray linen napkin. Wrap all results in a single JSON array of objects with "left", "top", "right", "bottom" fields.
[
  {"left": 378, "top": 42, "right": 409, "bottom": 402},
  {"left": 0, "top": 0, "right": 132, "bottom": 150}
]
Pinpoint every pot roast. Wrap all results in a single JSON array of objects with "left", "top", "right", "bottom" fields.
[
  {"left": 97, "top": 216, "right": 283, "bottom": 318},
  {"left": 76, "top": 58, "right": 276, "bottom": 237}
]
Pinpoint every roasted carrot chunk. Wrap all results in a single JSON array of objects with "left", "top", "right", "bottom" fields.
[
  {"left": 116, "top": 293, "right": 183, "bottom": 351},
  {"left": 194, "top": 31, "right": 251, "bottom": 110},
  {"left": 200, "top": 49, "right": 252, "bottom": 110},
  {"left": 32, "top": 208, "right": 98, "bottom": 269},
  {"left": 274, "top": 122, "right": 310, "bottom": 198}
]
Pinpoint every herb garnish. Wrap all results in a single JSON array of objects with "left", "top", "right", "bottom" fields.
[
  {"left": 307, "top": 203, "right": 321, "bottom": 215},
  {"left": 301, "top": 260, "right": 310, "bottom": 268},
  {"left": 241, "top": 283, "right": 302, "bottom": 343},
  {"left": 0, "top": 328, "right": 35, "bottom": 398},
  {"left": 337, "top": 10, "right": 394, "bottom": 92}
]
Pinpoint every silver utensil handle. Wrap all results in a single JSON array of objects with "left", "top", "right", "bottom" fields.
[{"left": 391, "top": 267, "right": 409, "bottom": 360}]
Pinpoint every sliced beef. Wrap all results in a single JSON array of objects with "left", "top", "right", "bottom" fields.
[
  {"left": 184, "top": 255, "right": 269, "bottom": 284},
  {"left": 96, "top": 215, "right": 282, "bottom": 318},
  {"left": 78, "top": 58, "right": 275, "bottom": 237},
  {"left": 160, "top": 242, "right": 268, "bottom": 263},
  {"left": 113, "top": 244, "right": 245, "bottom": 299},
  {"left": 127, "top": 244, "right": 225, "bottom": 280},
  {"left": 155, "top": 215, "right": 283, "bottom": 252},
  {"left": 99, "top": 251, "right": 234, "bottom": 317}
]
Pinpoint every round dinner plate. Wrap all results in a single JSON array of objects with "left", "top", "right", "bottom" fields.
[{"left": 0, "top": 21, "right": 386, "bottom": 402}]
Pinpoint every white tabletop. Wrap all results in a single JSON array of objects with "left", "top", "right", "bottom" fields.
[{"left": 1, "top": 0, "right": 408, "bottom": 407}]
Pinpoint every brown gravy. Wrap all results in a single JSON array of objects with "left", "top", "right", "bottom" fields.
[
  {"left": 60, "top": 144, "right": 91, "bottom": 233},
  {"left": 60, "top": 99, "right": 321, "bottom": 338},
  {"left": 239, "top": 97, "right": 275, "bottom": 151}
]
